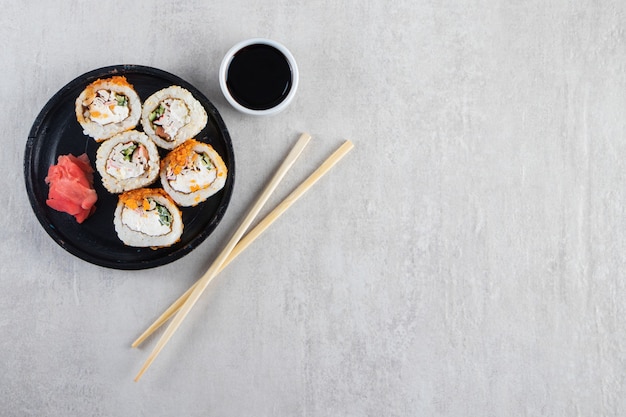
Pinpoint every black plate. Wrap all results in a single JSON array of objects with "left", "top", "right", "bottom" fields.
[{"left": 24, "top": 65, "right": 235, "bottom": 270}]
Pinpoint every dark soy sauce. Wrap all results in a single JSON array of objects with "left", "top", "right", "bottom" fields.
[{"left": 226, "top": 44, "right": 292, "bottom": 111}]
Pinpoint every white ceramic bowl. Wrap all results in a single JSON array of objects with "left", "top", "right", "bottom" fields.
[{"left": 219, "top": 38, "right": 299, "bottom": 116}]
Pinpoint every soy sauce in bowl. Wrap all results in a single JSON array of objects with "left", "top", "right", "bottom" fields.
[
  {"left": 226, "top": 44, "right": 292, "bottom": 111},
  {"left": 219, "top": 38, "right": 299, "bottom": 116}
]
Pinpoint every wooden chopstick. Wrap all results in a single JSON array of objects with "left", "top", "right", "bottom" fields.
[
  {"left": 132, "top": 139, "right": 355, "bottom": 349},
  {"left": 133, "top": 132, "right": 312, "bottom": 381}
]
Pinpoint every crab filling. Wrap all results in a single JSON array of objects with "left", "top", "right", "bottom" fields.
[
  {"left": 106, "top": 142, "right": 148, "bottom": 180},
  {"left": 84, "top": 89, "right": 129, "bottom": 125},
  {"left": 121, "top": 198, "right": 172, "bottom": 236},
  {"left": 166, "top": 152, "right": 217, "bottom": 193},
  {"left": 149, "top": 98, "right": 190, "bottom": 140}
]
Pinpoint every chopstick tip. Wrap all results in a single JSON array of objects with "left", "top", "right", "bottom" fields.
[{"left": 134, "top": 367, "right": 147, "bottom": 382}]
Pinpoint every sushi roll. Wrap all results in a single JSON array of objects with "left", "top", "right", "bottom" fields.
[
  {"left": 75, "top": 76, "right": 141, "bottom": 141},
  {"left": 114, "top": 188, "right": 183, "bottom": 248},
  {"left": 95, "top": 130, "right": 160, "bottom": 193},
  {"left": 141, "top": 86, "right": 208, "bottom": 149},
  {"left": 160, "top": 139, "right": 227, "bottom": 206}
]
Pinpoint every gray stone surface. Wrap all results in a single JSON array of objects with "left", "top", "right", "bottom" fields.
[{"left": 2, "top": 0, "right": 626, "bottom": 415}]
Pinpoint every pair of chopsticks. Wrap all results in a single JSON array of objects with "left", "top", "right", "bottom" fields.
[{"left": 133, "top": 133, "right": 354, "bottom": 381}]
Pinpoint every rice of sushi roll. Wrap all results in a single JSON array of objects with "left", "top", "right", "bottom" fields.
[
  {"left": 95, "top": 130, "right": 160, "bottom": 193},
  {"left": 114, "top": 188, "right": 183, "bottom": 248},
  {"left": 75, "top": 76, "right": 141, "bottom": 141},
  {"left": 141, "top": 86, "right": 208, "bottom": 150},
  {"left": 160, "top": 139, "right": 227, "bottom": 206}
]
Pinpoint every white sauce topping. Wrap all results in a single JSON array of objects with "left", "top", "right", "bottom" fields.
[
  {"left": 153, "top": 98, "right": 190, "bottom": 139},
  {"left": 167, "top": 153, "right": 217, "bottom": 193},
  {"left": 85, "top": 89, "right": 129, "bottom": 125},
  {"left": 106, "top": 142, "right": 147, "bottom": 180},
  {"left": 121, "top": 206, "right": 169, "bottom": 236}
]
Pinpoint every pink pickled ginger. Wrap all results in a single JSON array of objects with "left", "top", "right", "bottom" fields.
[{"left": 45, "top": 153, "right": 97, "bottom": 223}]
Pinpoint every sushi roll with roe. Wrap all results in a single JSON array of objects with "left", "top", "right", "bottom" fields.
[
  {"left": 75, "top": 76, "right": 141, "bottom": 141},
  {"left": 160, "top": 139, "right": 227, "bottom": 206},
  {"left": 114, "top": 188, "right": 183, "bottom": 248}
]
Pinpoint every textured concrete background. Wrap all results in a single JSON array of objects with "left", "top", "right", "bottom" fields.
[{"left": 2, "top": 0, "right": 626, "bottom": 415}]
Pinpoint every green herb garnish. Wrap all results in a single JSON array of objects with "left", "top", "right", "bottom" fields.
[
  {"left": 200, "top": 153, "right": 214, "bottom": 169},
  {"left": 149, "top": 104, "right": 166, "bottom": 122},
  {"left": 121, "top": 143, "right": 138, "bottom": 161},
  {"left": 115, "top": 94, "right": 128, "bottom": 106},
  {"left": 156, "top": 204, "right": 172, "bottom": 227}
]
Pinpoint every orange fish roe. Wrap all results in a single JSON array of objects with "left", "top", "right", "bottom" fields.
[
  {"left": 119, "top": 188, "right": 171, "bottom": 210},
  {"left": 88, "top": 76, "right": 133, "bottom": 89},
  {"left": 84, "top": 76, "right": 133, "bottom": 99},
  {"left": 165, "top": 139, "right": 203, "bottom": 175},
  {"left": 107, "top": 76, "right": 133, "bottom": 88}
]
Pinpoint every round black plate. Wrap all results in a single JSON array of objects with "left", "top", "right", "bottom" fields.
[{"left": 24, "top": 65, "right": 235, "bottom": 270}]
